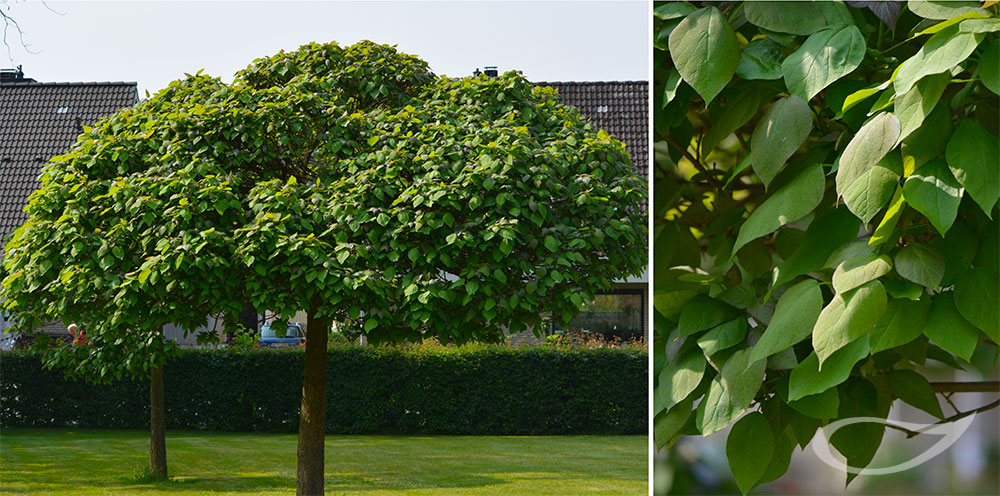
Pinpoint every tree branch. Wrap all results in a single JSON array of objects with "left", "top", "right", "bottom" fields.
[
  {"left": 887, "top": 399, "right": 1000, "bottom": 439},
  {"left": 663, "top": 134, "right": 723, "bottom": 189},
  {"left": 931, "top": 381, "right": 1000, "bottom": 393}
]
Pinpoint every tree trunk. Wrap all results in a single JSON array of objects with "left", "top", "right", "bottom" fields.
[
  {"left": 149, "top": 360, "right": 167, "bottom": 480},
  {"left": 297, "top": 297, "right": 329, "bottom": 496}
]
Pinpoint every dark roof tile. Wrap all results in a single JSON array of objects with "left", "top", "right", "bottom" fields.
[{"left": 0, "top": 81, "right": 138, "bottom": 239}]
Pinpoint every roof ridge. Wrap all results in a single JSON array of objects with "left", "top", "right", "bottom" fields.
[
  {"left": 534, "top": 80, "right": 648, "bottom": 85},
  {"left": 0, "top": 81, "right": 138, "bottom": 87}
]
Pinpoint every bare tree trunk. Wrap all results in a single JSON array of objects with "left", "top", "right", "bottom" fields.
[
  {"left": 149, "top": 358, "right": 167, "bottom": 480},
  {"left": 297, "top": 297, "right": 329, "bottom": 496}
]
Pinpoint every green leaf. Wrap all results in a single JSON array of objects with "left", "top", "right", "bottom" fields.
[
  {"left": 749, "top": 96, "right": 813, "bottom": 188},
  {"left": 903, "top": 158, "right": 963, "bottom": 235},
  {"left": 678, "top": 294, "right": 739, "bottom": 337},
  {"left": 869, "top": 297, "right": 932, "bottom": 353},
  {"left": 895, "top": 72, "right": 950, "bottom": 143},
  {"left": 697, "top": 318, "right": 749, "bottom": 356},
  {"left": 842, "top": 151, "right": 902, "bottom": 224},
  {"left": 946, "top": 120, "right": 1000, "bottom": 216},
  {"left": 668, "top": 7, "right": 741, "bottom": 104},
  {"left": 543, "top": 235, "right": 559, "bottom": 252},
  {"left": 749, "top": 279, "right": 823, "bottom": 365},
  {"left": 137, "top": 268, "right": 152, "bottom": 284},
  {"left": 364, "top": 318, "right": 378, "bottom": 331},
  {"left": 960, "top": 18, "right": 1000, "bottom": 33},
  {"left": 980, "top": 40, "right": 1000, "bottom": 96},
  {"left": 813, "top": 280, "right": 887, "bottom": 367},
  {"left": 831, "top": 378, "right": 886, "bottom": 483},
  {"left": 720, "top": 348, "right": 766, "bottom": 409},
  {"left": 836, "top": 113, "right": 901, "bottom": 202},
  {"left": 869, "top": 186, "right": 905, "bottom": 247},
  {"left": 888, "top": 369, "right": 944, "bottom": 419},
  {"left": 772, "top": 208, "right": 861, "bottom": 289},
  {"left": 894, "top": 242, "right": 945, "bottom": 288},
  {"left": 726, "top": 412, "right": 775, "bottom": 496},
  {"left": 655, "top": 397, "right": 693, "bottom": 451},
  {"left": 788, "top": 387, "right": 840, "bottom": 419},
  {"left": 923, "top": 291, "right": 979, "bottom": 361},
  {"left": 901, "top": 104, "right": 953, "bottom": 176},
  {"left": 658, "top": 348, "right": 706, "bottom": 411},
  {"left": 696, "top": 375, "right": 747, "bottom": 436},
  {"left": 744, "top": 1, "right": 826, "bottom": 35},
  {"left": 736, "top": 38, "right": 784, "bottom": 80},
  {"left": 832, "top": 253, "right": 893, "bottom": 293},
  {"left": 733, "top": 165, "right": 825, "bottom": 254},
  {"left": 893, "top": 23, "right": 983, "bottom": 95},
  {"left": 907, "top": 0, "right": 987, "bottom": 20},
  {"left": 653, "top": 2, "right": 697, "bottom": 20},
  {"left": 782, "top": 24, "right": 866, "bottom": 101},
  {"left": 788, "top": 334, "right": 870, "bottom": 401},
  {"left": 702, "top": 86, "right": 767, "bottom": 152},
  {"left": 953, "top": 269, "right": 1000, "bottom": 342}
]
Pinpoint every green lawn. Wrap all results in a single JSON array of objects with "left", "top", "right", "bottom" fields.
[{"left": 0, "top": 428, "right": 646, "bottom": 495}]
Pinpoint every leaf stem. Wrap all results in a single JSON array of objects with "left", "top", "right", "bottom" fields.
[{"left": 664, "top": 134, "right": 724, "bottom": 189}]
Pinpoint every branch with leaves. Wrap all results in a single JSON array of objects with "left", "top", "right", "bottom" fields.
[{"left": 654, "top": 1, "right": 1000, "bottom": 493}]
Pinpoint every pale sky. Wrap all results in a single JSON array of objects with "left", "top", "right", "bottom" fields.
[{"left": 4, "top": 0, "right": 649, "bottom": 96}]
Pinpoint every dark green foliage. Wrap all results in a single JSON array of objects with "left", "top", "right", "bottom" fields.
[
  {"left": 0, "top": 346, "right": 645, "bottom": 435},
  {"left": 655, "top": 1, "right": 999, "bottom": 492}
]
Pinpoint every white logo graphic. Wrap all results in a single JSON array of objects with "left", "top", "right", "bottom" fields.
[{"left": 811, "top": 414, "right": 976, "bottom": 475}]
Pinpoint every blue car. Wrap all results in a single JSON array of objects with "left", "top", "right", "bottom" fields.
[{"left": 259, "top": 322, "right": 306, "bottom": 347}]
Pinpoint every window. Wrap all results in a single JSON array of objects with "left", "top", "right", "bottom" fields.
[{"left": 552, "top": 289, "right": 643, "bottom": 341}]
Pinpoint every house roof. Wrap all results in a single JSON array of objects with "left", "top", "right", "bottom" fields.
[
  {"left": 537, "top": 81, "right": 648, "bottom": 186},
  {"left": 0, "top": 81, "right": 139, "bottom": 240}
]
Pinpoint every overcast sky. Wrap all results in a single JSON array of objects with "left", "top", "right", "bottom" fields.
[{"left": 4, "top": 1, "right": 648, "bottom": 96}]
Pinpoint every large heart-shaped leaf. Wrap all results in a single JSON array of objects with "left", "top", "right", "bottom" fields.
[
  {"left": 736, "top": 38, "right": 784, "bottom": 80},
  {"left": 980, "top": 40, "right": 1000, "bottom": 96},
  {"left": 894, "top": 72, "right": 950, "bottom": 143},
  {"left": 669, "top": 7, "right": 741, "bottom": 104},
  {"left": 772, "top": 208, "right": 861, "bottom": 290},
  {"left": 842, "top": 151, "right": 902, "bottom": 224},
  {"left": 733, "top": 165, "right": 825, "bottom": 254},
  {"left": 788, "top": 335, "right": 870, "bottom": 400},
  {"left": 837, "top": 113, "right": 901, "bottom": 199},
  {"left": 946, "top": 120, "right": 1000, "bottom": 217},
  {"left": 869, "top": 297, "right": 932, "bottom": 353},
  {"left": 749, "top": 279, "right": 823, "bottom": 365},
  {"left": 832, "top": 253, "right": 893, "bottom": 293},
  {"left": 749, "top": 96, "right": 813, "bottom": 188},
  {"left": 726, "top": 412, "right": 775, "bottom": 495},
  {"left": 813, "top": 280, "right": 887, "bottom": 367},
  {"left": 744, "top": 1, "right": 827, "bottom": 35},
  {"left": 894, "top": 242, "right": 945, "bottom": 288},
  {"left": 903, "top": 158, "right": 964, "bottom": 235},
  {"left": 953, "top": 269, "right": 1000, "bottom": 342},
  {"left": 894, "top": 23, "right": 982, "bottom": 95},
  {"left": 782, "top": 24, "right": 866, "bottom": 101},
  {"left": 696, "top": 375, "right": 748, "bottom": 435},
  {"left": 907, "top": 0, "right": 987, "bottom": 20},
  {"left": 923, "top": 291, "right": 980, "bottom": 361},
  {"left": 901, "top": 104, "right": 953, "bottom": 176},
  {"left": 657, "top": 348, "right": 706, "bottom": 411}
]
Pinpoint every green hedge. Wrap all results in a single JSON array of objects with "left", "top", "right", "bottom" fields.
[{"left": 0, "top": 346, "right": 646, "bottom": 435}]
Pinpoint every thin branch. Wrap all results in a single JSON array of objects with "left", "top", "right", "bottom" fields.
[
  {"left": 888, "top": 399, "right": 1000, "bottom": 439},
  {"left": 942, "top": 392, "right": 960, "bottom": 415},
  {"left": 931, "top": 381, "right": 1000, "bottom": 393},
  {"left": 663, "top": 134, "right": 723, "bottom": 189}
]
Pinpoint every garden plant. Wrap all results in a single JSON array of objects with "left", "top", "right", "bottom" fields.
[
  {"left": 654, "top": 1, "right": 999, "bottom": 493},
  {"left": 1, "top": 41, "right": 647, "bottom": 495}
]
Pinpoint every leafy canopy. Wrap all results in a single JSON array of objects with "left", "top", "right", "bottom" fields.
[
  {"left": 655, "top": 1, "right": 999, "bottom": 492},
  {"left": 1, "top": 40, "right": 647, "bottom": 379}
]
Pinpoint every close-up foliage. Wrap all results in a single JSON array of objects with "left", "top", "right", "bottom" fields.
[{"left": 654, "top": 1, "right": 999, "bottom": 493}]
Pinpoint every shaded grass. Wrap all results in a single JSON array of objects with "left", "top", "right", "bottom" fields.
[{"left": 0, "top": 428, "right": 646, "bottom": 495}]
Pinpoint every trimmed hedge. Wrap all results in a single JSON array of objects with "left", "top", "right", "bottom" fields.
[{"left": 0, "top": 346, "right": 646, "bottom": 435}]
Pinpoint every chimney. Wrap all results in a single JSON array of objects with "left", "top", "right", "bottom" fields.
[
  {"left": 0, "top": 65, "right": 34, "bottom": 83},
  {"left": 484, "top": 66, "right": 498, "bottom": 78}
]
